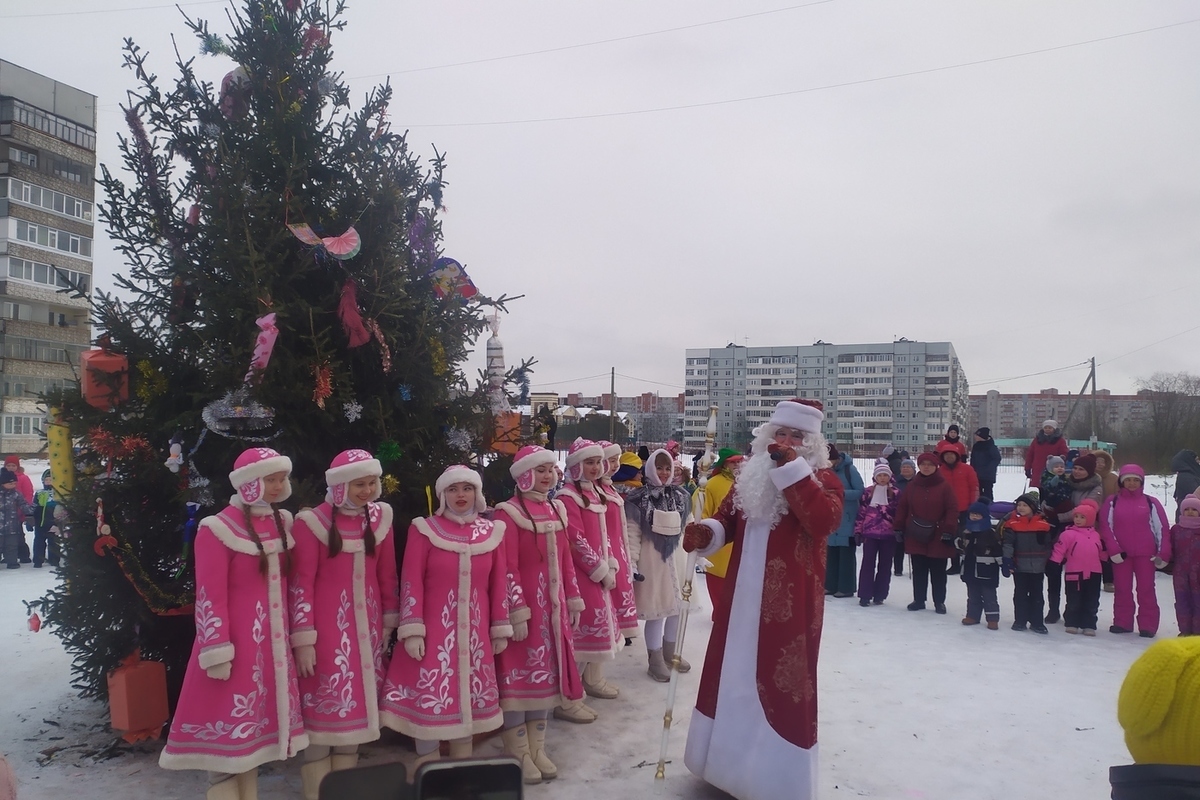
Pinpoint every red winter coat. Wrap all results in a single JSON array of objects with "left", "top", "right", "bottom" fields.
[
  {"left": 1025, "top": 431, "right": 1069, "bottom": 478},
  {"left": 893, "top": 471, "right": 960, "bottom": 559},
  {"left": 936, "top": 441, "right": 979, "bottom": 512}
]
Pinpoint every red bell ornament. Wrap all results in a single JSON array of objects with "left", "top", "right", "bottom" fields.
[
  {"left": 107, "top": 649, "right": 169, "bottom": 743},
  {"left": 80, "top": 349, "right": 130, "bottom": 410}
]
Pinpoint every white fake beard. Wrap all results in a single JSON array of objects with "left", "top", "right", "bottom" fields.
[{"left": 733, "top": 424, "right": 830, "bottom": 528}]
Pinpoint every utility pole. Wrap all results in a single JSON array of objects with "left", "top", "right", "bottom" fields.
[
  {"left": 1089, "top": 356, "right": 1098, "bottom": 450},
  {"left": 609, "top": 367, "right": 616, "bottom": 443}
]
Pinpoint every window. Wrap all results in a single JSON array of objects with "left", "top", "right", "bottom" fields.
[
  {"left": 7, "top": 146, "right": 38, "bottom": 167},
  {"left": 2, "top": 414, "right": 45, "bottom": 436},
  {"left": 2, "top": 377, "right": 72, "bottom": 398},
  {"left": 7, "top": 257, "right": 90, "bottom": 294},
  {"left": 14, "top": 220, "right": 93, "bottom": 257},
  {"left": 0, "top": 98, "right": 96, "bottom": 150},
  {"left": 1, "top": 302, "right": 33, "bottom": 321},
  {"left": 4, "top": 177, "right": 92, "bottom": 221}
]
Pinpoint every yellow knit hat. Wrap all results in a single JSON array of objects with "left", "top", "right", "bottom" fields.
[{"left": 1117, "top": 637, "right": 1200, "bottom": 766}]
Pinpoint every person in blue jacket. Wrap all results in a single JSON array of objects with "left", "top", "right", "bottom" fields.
[
  {"left": 971, "top": 428, "right": 1003, "bottom": 503},
  {"left": 825, "top": 444, "right": 864, "bottom": 597}
]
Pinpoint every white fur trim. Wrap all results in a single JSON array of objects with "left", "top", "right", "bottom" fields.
[
  {"left": 203, "top": 510, "right": 296, "bottom": 555},
  {"left": 510, "top": 448, "right": 558, "bottom": 479},
  {"left": 325, "top": 457, "right": 382, "bottom": 487},
  {"left": 769, "top": 456, "right": 814, "bottom": 489},
  {"left": 412, "top": 516, "right": 504, "bottom": 556},
  {"left": 696, "top": 519, "right": 726, "bottom": 557},
  {"left": 565, "top": 443, "right": 604, "bottom": 469},
  {"left": 229, "top": 454, "right": 292, "bottom": 489},
  {"left": 768, "top": 400, "right": 824, "bottom": 434},
  {"left": 197, "top": 642, "right": 234, "bottom": 670},
  {"left": 295, "top": 504, "right": 393, "bottom": 548},
  {"left": 567, "top": 597, "right": 586, "bottom": 614},
  {"left": 601, "top": 443, "right": 622, "bottom": 459},
  {"left": 290, "top": 629, "right": 317, "bottom": 648}
]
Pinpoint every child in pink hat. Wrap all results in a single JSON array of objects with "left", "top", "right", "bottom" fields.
[{"left": 160, "top": 448, "right": 308, "bottom": 800}]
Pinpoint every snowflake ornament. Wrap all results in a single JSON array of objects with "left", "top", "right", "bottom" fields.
[
  {"left": 446, "top": 427, "right": 472, "bottom": 451},
  {"left": 344, "top": 401, "right": 363, "bottom": 423}
]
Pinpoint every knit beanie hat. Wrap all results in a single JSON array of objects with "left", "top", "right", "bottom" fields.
[
  {"left": 965, "top": 500, "right": 992, "bottom": 531},
  {"left": 975, "top": 427, "right": 990, "bottom": 439},
  {"left": 1046, "top": 456, "right": 1066, "bottom": 471},
  {"left": 1073, "top": 503, "right": 1097, "bottom": 527},
  {"left": 900, "top": 457, "right": 917, "bottom": 472},
  {"left": 510, "top": 445, "right": 558, "bottom": 493},
  {"left": 565, "top": 438, "right": 604, "bottom": 482},
  {"left": 0, "top": 468, "right": 16, "bottom": 486},
  {"left": 1073, "top": 452, "right": 1097, "bottom": 478},
  {"left": 1119, "top": 464, "right": 1146, "bottom": 486},
  {"left": 324, "top": 449, "right": 382, "bottom": 509},
  {"left": 1014, "top": 492, "right": 1039, "bottom": 514},
  {"left": 434, "top": 465, "right": 486, "bottom": 515},
  {"left": 872, "top": 461, "right": 893, "bottom": 480},
  {"left": 1042, "top": 419, "right": 1059, "bottom": 430},
  {"left": 916, "top": 452, "right": 939, "bottom": 468},
  {"left": 1118, "top": 637, "right": 1200, "bottom": 766},
  {"left": 1178, "top": 496, "right": 1200, "bottom": 529},
  {"left": 947, "top": 424, "right": 960, "bottom": 436},
  {"left": 41, "top": 469, "right": 52, "bottom": 483},
  {"left": 229, "top": 447, "right": 292, "bottom": 506}
]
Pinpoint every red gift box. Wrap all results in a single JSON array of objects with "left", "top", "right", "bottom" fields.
[{"left": 80, "top": 349, "right": 129, "bottom": 410}]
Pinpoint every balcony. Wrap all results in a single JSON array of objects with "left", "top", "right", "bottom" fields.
[{"left": 0, "top": 317, "right": 90, "bottom": 345}]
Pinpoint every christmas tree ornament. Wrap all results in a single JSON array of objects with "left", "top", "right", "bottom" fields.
[
  {"left": 27, "top": 607, "right": 41, "bottom": 633},
  {"left": 164, "top": 436, "right": 184, "bottom": 473},
  {"left": 396, "top": 384, "right": 412, "bottom": 402},
  {"left": 312, "top": 361, "right": 333, "bottom": 409},
  {"left": 429, "top": 257, "right": 478, "bottom": 301},
  {"left": 243, "top": 312, "right": 280, "bottom": 384},
  {"left": 219, "top": 66, "right": 250, "bottom": 119},
  {"left": 301, "top": 24, "right": 329, "bottom": 56},
  {"left": 363, "top": 318, "right": 392, "bottom": 372},
  {"left": 337, "top": 279, "right": 371, "bottom": 347},
  {"left": 429, "top": 338, "right": 447, "bottom": 376},
  {"left": 376, "top": 440, "right": 402, "bottom": 466},
  {"left": 344, "top": 400, "right": 363, "bottom": 423},
  {"left": 135, "top": 360, "right": 168, "bottom": 403},
  {"left": 80, "top": 348, "right": 130, "bottom": 410},
  {"left": 199, "top": 31, "right": 231, "bottom": 55},
  {"left": 107, "top": 649, "right": 169, "bottom": 743},
  {"left": 381, "top": 474, "right": 400, "bottom": 495},
  {"left": 446, "top": 427, "right": 472, "bottom": 451},
  {"left": 288, "top": 222, "right": 361, "bottom": 261},
  {"left": 173, "top": 502, "right": 202, "bottom": 579},
  {"left": 94, "top": 499, "right": 118, "bottom": 556},
  {"left": 202, "top": 387, "right": 277, "bottom": 440}
]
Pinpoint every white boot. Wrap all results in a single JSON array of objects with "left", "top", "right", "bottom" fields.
[
  {"left": 330, "top": 750, "right": 359, "bottom": 771},
  {"left": 500, "top": 724, "right": 543, "bottom": 785},
  {"left": 553, "top": 699, "right": 597, "bottom": 723},
  {"left": 527, "top": 719, "right": 557, "bottom": 780},
  {"left": 206, "top": 776, "right": 239, "bottom": 800},
  {"left": 448, "top": 738, "right": 473, "bottom": 759},
  {"left": 235, "top": 770, "right": 257, "bottom": 800},
  {"left": 582, "top": 662, "right": 619, "bottom": 699},
  {"left": 301, "top": 757, "right": 332, "bottom": 800}
]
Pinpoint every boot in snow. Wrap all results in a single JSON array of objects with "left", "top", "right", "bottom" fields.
[
  {"left": 647, "top": 649, "right": 671, "bottom": 682},
  {"left": 527, "top": 719, "right": 558, "bottom": 780},
  {"left": 501, "top": 724, "right": 543, "bottom": 785},
  {"left": 662, "top": 640, "right": 690, "bottom": 673}
]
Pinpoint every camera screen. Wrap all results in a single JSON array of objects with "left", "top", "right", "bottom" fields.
[{"left": 418, "top": 762, "right": 522, "bottom": 800}]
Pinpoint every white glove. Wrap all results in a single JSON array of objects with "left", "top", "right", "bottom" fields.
[
  {"left": 1109, "top": 553, "right": 1125, "bottom": 565},
  {"left": 1153, "top": 557, "right": 1168, "bottom": 569},
  {"left": 569, "top": 610, "right": 581, "bottom": 630},
  {"left": 600, "top": 572, "right": 616, "bottom": 591},
  {"left": 293, "top": 645, "right": 316, "bottom": 678},
  {"left": 512, "top": 620, "right": 529, "bottom": 642},
  {"left": 404, "top": 636, "right": 425, "bottom": 660},
  {"left": 492, "top": 638, "right": 508, "bottom": 655},
  {"left": 206, "top": 661, "right": 232, "bottom": 681}
]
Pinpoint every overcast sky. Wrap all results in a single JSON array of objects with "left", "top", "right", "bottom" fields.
[{"left": 3, "top": 0, "right": 1198, "bottom": 400}]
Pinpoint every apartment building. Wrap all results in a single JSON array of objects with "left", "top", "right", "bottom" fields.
[
  {"left": 969, "top": 388, "right": 1152, "bottom": 440},
  {"left": 683, "top": 340, "right": 969, "bottom": 455},
  {"left": 0, "top": 60, "right": 95, "bottom": 453}
]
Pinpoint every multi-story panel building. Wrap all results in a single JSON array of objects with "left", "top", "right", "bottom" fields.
[
  {"left": 969, "top": 388, "right": 1152, "bottom": 440},
  {"left": 683, "top": 340, "right": 969, "bottom": 455},
  {"left": 0, "top": 61, "right": 95, "bottom": 453}
]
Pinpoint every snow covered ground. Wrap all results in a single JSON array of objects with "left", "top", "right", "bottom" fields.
[{"left": 0, "top": 466, "right": 1179, "bottom": 798}]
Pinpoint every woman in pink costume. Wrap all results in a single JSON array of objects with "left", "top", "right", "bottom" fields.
[
  {"left": 492, "top": 445, "right": 587, "bottom": 784},
  {"left": 597, "top": 441, "right": 640, "bottom": 644},
  {"left": 557, "top": 438, "right": 623, "bottom": 700},
  {"left": 159, "top": 448, "right": 308, "bottom": 800},
  {"left": 379, "top": 465, "right": 513, "bottom": 771},
  {"left": 290, "top": 449, "right": 400, "bottom": 799},
  {"left": 1098, "top": 464, "right": 1172, "bottom": 637}
]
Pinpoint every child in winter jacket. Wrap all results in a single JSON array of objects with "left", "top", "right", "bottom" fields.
[
  {"left": 1098, "top": 464, "right": 1172, "bottom": 637},
  {"left": 1049, "top": 502, "right": 1107, "bottom": 636},
  {"left": 1001, "top": 493, "right": 1054, "bottom": 633},
  {"left": 956, "top": 500, "right": 1002, "bottom": 629},
  {"left": 0, "top": 469, "right": 27, "bottom": 570},
  {"left": 1170, "top": 496, "right": 1200, "bottom": 635},
  {"left": 1040, "top": 455, "right": 1074, "bottom": 627},
  {"left": 855, "top": 462, "right": 899, "bottom": 606}
]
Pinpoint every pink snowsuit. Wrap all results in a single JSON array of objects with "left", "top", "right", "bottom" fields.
[
  {"left": 379, "top": 513, "right": 512, "bottom": 741},
  {"left": 557, "top": 480, "right": 622, "bottom": 661},
  {"left": 598, "top": 477, "right": 640, "bottom": 638},
  {"left": 493, "top": 495, "right": 586, "bottom": 709},
  {"left": 290, "top": 502, "right": 400, "bottom": 746},
  {"left": 1170, "top": 519, "right": 1200, "bottom": 635},
  {"left": 1098, "top": 470, "right": 1172, "bottom": 635},
  {"left": 160, "top": 503, "right": 308, "bottom": 773}
]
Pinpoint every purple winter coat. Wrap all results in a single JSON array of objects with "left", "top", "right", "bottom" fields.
[
  {"left": 854, "top": 483, "right": 899, "bottom": 539},
  {"left": 1098, "top": 465, "right": 1172, "bottom": 560}
]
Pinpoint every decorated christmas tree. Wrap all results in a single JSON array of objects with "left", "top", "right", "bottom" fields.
[{"left": 37, "top": 0, "right": 517, "bottom": 703}]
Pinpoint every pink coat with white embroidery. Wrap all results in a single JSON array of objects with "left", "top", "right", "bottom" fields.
[
  {"left": 557, "top": 481, "right": 622, "bottom": 661},
  {"left": 159, "top": 502, "right": 308, "bottom": 773},
  {"left": 599, "top": 478, "right": 641, "bottom": 637},
  {"left": 290, "top": 502, "right": 400, "bottom": 746},
  {"left": 494, "top": 495, "right": 586, "bottom": 710},
  {"left": 379, "top": 514, "right": 513, "bottom": 741}
]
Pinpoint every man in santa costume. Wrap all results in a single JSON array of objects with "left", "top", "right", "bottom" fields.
[{"left": 682, "top": 398, "right": 844, "bottom": 800}]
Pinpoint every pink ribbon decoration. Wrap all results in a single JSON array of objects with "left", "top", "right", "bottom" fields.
[
  {"left": 338, "top": 279, "right": 371, "bottom": 348},
  {"left": 244, "top": 313, "right": 279, "bottom": 384}
]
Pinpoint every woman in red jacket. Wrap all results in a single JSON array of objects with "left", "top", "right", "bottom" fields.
[
  {"left": 1024, "top": 420, "right": 1070, "bottom": 480},
  {"left": 936, "top": 440, "right": 979, "bottom": 576},
  {"left": 893, "top": 452, "right": 960, "bottom": 615}
]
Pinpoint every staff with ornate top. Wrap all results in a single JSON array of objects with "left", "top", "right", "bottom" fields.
[{"left": 655, "top": 405, "right": 718, "bottom": 780}]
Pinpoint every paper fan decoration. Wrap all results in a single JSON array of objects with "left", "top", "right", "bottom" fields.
[
  {"left": 429, "top": 257, "right": 478, "bottom": 300},
  {"left": 288, "top": 223, "right": 362, "bottom": 261}
]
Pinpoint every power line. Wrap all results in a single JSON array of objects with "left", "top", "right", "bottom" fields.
[
  {"left": 395, "top": 16, "right": 1200, "bottom": 128},
  {"left": 1097, "top": 324, "right": 1200, "bottom": 367},
  {"left": 350, "top": 1, "right": 837, "bottom": 80},
  {"left": 528, "top": 372, "right": 611, "bottom": 388},
  {"left": 615, "top": 372, "right": 685, "bottom": 390},
  {"left": 971, "top": 360, "right": 1091, "bottom": 388},
  {"left": 0, "top": 0, "right": 223, "bottom": 19}
]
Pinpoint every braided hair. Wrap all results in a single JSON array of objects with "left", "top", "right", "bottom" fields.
[
  {"left": 327, "top": 504, "right": 378, "bottom": 558},
  {"left": 241, "top": 502, "right": 292, "bottom": 577}
]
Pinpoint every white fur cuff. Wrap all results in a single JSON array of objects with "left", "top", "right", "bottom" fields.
[
  {"left": 697, "top": 519, "right": 725, "bottom": 557},
  {"left": 290, "top": 629, "right": 317, "bottom": 648},
  {"left": 770, "top": 456, "right": 813, "bottom": 489},
  {"left": 197, "top": 643, "right": 234, "bottom": 670}
]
